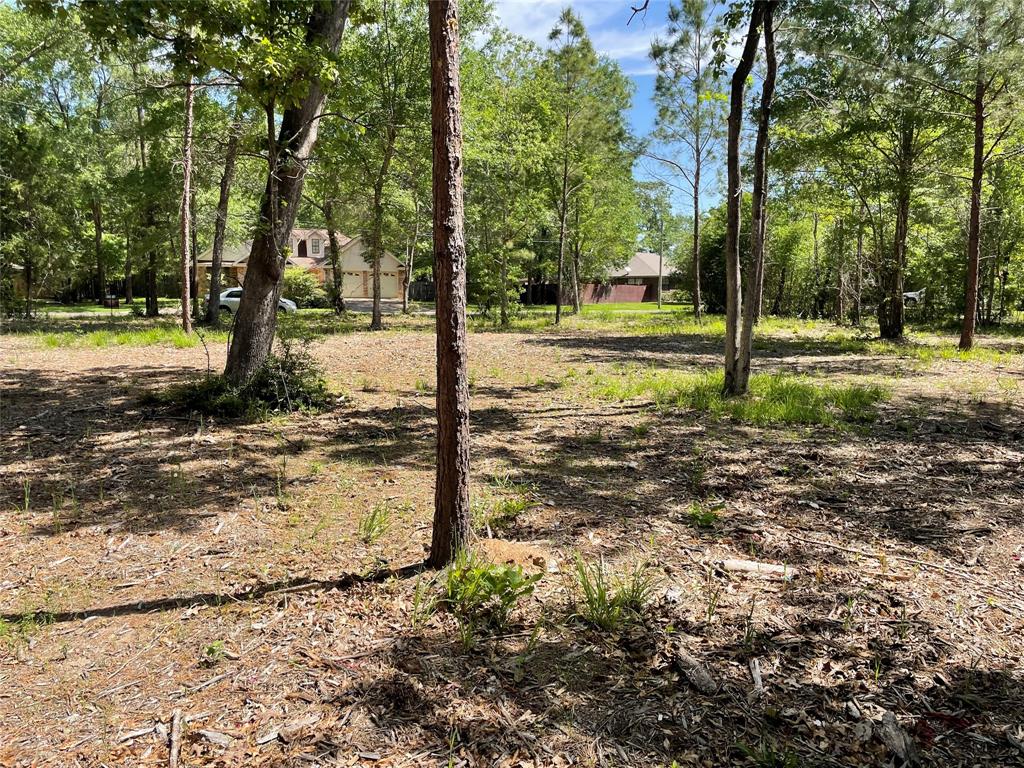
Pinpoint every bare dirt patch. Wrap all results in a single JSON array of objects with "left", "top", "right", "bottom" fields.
[{"left": 1, "top": 322, "right": 1022, "bottom": 767}]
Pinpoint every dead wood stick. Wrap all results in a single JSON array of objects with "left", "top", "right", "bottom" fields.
[{"left": 169, "top": 708, "right": 183, "bottom": 768}]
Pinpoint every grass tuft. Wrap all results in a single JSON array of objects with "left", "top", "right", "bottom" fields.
[{"left": 593, "top": 368, "right": 888, "bottom": 426}]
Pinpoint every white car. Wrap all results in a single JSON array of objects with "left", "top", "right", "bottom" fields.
[
  {"left": 903, "top": 288, "right": 926, "bottom": 306},
  {"left": 216, "top": 288, "right": 297, "bottom": 315}
]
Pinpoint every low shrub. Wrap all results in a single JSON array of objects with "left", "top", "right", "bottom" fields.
[{"left": 441, "top": 551, "right": 541, "bottom": 640}]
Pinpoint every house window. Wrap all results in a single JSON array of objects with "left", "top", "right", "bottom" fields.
[{"left": 312, "top": 238, "right": 321, "bottom": 254}]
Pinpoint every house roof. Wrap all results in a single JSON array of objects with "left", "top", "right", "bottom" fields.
[{"left": 610, "top": 251, "right": 673, "bottom": 279}]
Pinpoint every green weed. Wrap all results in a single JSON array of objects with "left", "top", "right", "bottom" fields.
[
  {"left": 358, "top": 500, "right": 392, "bottom": 544},
  {"left": 573, "top": 555, "right": 657, "bottom": 631}
]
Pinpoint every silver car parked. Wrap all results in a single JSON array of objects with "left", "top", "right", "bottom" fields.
[{"left": 216, "top": 288, "right": 297, "bottom": 315}]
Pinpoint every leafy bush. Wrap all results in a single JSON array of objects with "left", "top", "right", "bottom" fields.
[
  {"left": 441, "top": 551, "right": 541, "bottom": 633},
  {"left": 282, "top": 267, "right": 321, "bottom": 308},
  {"left": 149, "top": 319, "right": 330, "bottom": 417}
]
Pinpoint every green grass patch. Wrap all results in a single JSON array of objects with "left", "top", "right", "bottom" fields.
[
  {"left": 36, "top": 324, "right": 228, "bottom": 349},
  {"left": 593, "top": 368, "right": 889, "bottom": 426}
]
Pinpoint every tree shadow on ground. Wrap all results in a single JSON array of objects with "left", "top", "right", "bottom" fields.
[
  {"left": 525, "top": 331, "right": 943, "bottom": 378},
  {"left": 1, "top": 366, "right": 304, "bottom": 535},
  {"left": 262, "top": 604, "right": 1024, "bottom": 767}
]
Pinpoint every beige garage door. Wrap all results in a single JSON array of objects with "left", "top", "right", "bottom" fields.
[
  {"left": 380, "top": 273, "right": 400, "bottom": 299},
  {"left": 342, "top": 272, "right": 363, "bottom": 297}
]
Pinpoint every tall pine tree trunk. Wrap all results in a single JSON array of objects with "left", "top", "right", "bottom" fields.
[
  {"left": 692, "top": 151, "right": 703, "bottom": 321},
  {"left": 180, "top": 76, "right": 194, "bottom": 334},
  {"left": 959, "top": 53, "right": 986, "bottom": 349},
  {"left": 225, "top": 1, "right": 350, "bottom": 384},
  {"left": 427, "top": 0, "right": 471, "bottom": 569},
  {"left": 206, "top": 101, "right": 243, "bottom": 325},
  {"left": 722, "top": 2, "right": 764, "bottom": 396},
  {"left": 879, "top": 123, "right": 912, "bottom": 340}
]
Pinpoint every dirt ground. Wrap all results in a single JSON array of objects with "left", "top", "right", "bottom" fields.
[{"left": 1, "top": 317, "right": 1022, "bottom": 767}]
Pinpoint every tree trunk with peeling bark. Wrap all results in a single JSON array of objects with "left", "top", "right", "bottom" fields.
[{"left": 427, "top": 0, "right": 471, "bottom": 569}]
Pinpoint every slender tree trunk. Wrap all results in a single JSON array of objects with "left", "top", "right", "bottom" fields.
[
  {"left": 499, "top": 247, "right": 510, "bottom": 326},
  {"left": 692, "top": 154, "right": 703, "bottom": 321},
  {"left": 180, "top": 76, "right": 194, "bottom": 334},
  {"left": 92, "top": 200, "right": 104, "bottom": 302},
  {"left": 324, "top": 199, "right": 347, "bottom": 314},
  {"left": 370, "top": 133, "right": 396, "bottom": 331},
  {"left": 736, "top": 1, "right": 776, "bottom": 394},
  {"left": 206, "top": 101, "right": 243, "bottom": 325},
  {"left": 854, "top": 202, "right": 864, "bottom": 325},
  {"left": 403, "top": 197, "right": 419, "bottom": 315},
  {"left": 427, "top": 0, "right": 471, "bottom": 569},
  {"left": 124, "top": 229, "right": 133, "bottom": 303},
  {"left": 772, "top": 265, "right": 786, "bottom": 316},
  {"left": 723, "top": 1, "right": 764, "bottom": 395},
  {"left": 879, "top": 123, "right": 912, "bottom": 341},
  {"left": 555, "top": 151, "right": 569, "bottom": 325},
  {"left": 225, "top": 1, "right": 351, "bottom": 384},
  {"left": 835, "top": 216, "right": 846, "bottom": 323},
  {"left": 959, "top": 64, "right": 986, "bottom": 349},
  {"left": 146, "top": 253, "right": 158, "bottom": 316}
]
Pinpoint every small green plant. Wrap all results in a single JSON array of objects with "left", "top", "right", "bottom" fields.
[
  {"left": 411, "top": 574, "right": 439, "bottom": 627},
  {"left": 358, "top": 501, "right": 392, "bottom": 544},
  {"left": 573, "top": 555, "right": 657, "bottom": 631},
  {"left": 687, "top": 500, "right": 722, "bottom": 528},
  {"left": 737, "top": 738, "right": 801, "bottom": 767},
  {"left": 441, "top": 551, "right": 541, "bottom": 644},
  {"left": 22, "top": 479, "right": 30, "bottom": 514},
  {"left": 202, "top": 640, "right": 226, "bottom": 665}
]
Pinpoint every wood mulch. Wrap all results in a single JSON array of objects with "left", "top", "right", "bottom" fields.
[{"left": 1, "top": 320, "right": 1022, "bottom": 767}]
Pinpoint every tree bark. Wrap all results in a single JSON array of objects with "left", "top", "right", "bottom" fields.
[
  {"left": 324, "top": 198, "right": 347, "bottom": 314},
  {"left": 879, "top": 122, "right": 912, "bottom": 341},
  {"left": 735, "top": 1, "right": 776, "bottom": 394},
  {"left": 403, "top": 197, "right": 420, "bottom": 315},
  {"left": 224, "top": 0, "right": 351, "bottom": 384},
  {"left": 854, "top": 201, "right": 864, "bottom": 325},
  {"left": 369, "top": 130, "right": 396, "bottom": 331},
  {"left": 180, "top": 76, "right": 194, "bottom": 334},
  {"left": 692, "top": 122, "right": 703, "bottom": 321},
  {"left": 722, "top": 1, "right": 764, "bottom": 396},
  {"left": 555, "top": 147, "right": 569, "bottom": 325},
  {"left": 427, "top": 0, "right": 471, "bottom": 569},
  {"left": 92, "top": 200, "right": 104, "bottom": 302},
  {"left": 206, "top": 101, "right": 244, "bottom": 325},
  {"left": 124, "top": 229, "right": 133, "bottom": 303},
  {"left": 959, "top": 52, "right": 986, "bottom": 349}
]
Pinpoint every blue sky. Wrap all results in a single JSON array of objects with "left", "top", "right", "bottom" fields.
[
  {"left": 490, "top": 0, "right": 669, "bottom": 137},
  {"left": 490, "top": 1, "right": 703, "bottom": 210}
]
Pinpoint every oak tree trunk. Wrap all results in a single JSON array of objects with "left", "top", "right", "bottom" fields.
[
  {"left": 735, "top": 1, "right": 776, "bottom": 395},
  {"left": 722, "top": 1, "right": 764, "bottom": 395},
  {"left": 427, "top": 0, "right": 472, "bottom": 569},
  {"left": 224, "top": 1, "right": 351, "bottom": 384}
]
